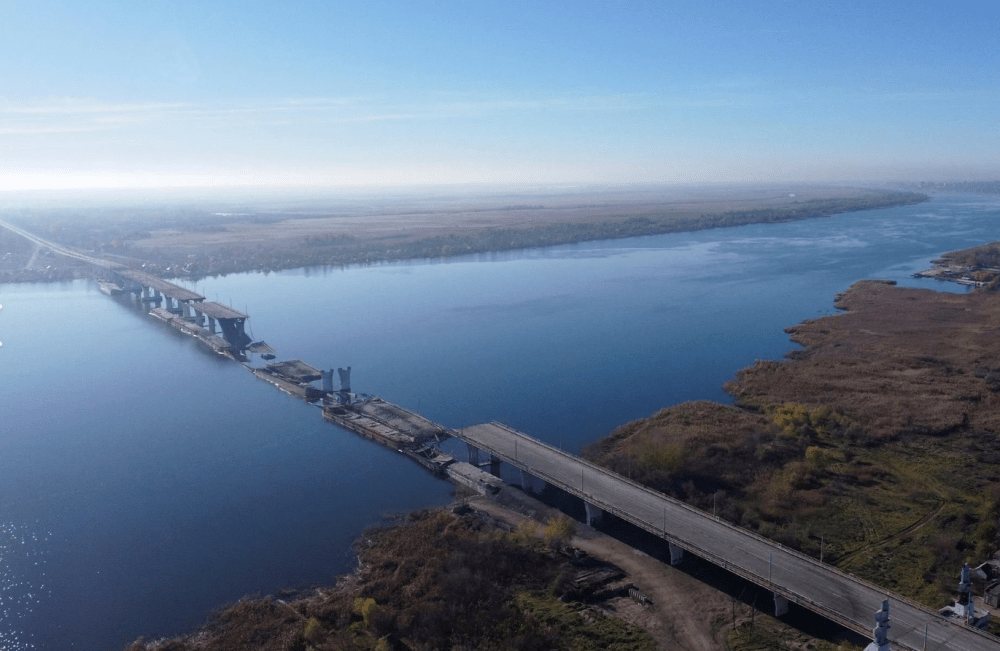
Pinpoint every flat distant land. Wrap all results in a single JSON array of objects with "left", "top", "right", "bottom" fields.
[
  {"left": 0, "top": 184, "right": 925, "bottom": 281},
  {"left": 130, "top": 185, "right": 884, "bottom": 248}
]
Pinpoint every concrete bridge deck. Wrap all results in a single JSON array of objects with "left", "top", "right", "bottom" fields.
[
  {"left": 115, "top": 269, "right": 204, "bottom": 302},
  {"left": 458, "top": 422, "right": 999, "bottom": 651},
  {"left": 192, "top": 301, "right": 247, "bottom": 320}
]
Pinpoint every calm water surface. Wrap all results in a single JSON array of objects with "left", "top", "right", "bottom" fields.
[{"left": 1, "top": 194, "right": 998, "bottom": 649}]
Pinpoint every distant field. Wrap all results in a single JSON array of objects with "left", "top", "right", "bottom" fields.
[
  {"left": 131, "top": 184, "right": 875, "bottom": 249},
  {"left": 0, "top": 184, "right": 924, "bottom": 281}
]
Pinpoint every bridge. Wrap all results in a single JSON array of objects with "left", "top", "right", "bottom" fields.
[
  {"left": 115, "top": 268, "right": 204, "bottom": 303},
  {"left": 459, "top": 422, "right": 998, "bottom": 651},
  {"left": 0, "top": 220, "right": 253, "bottom": 351},
  {"left": 4, "top": 218, "right": 998, "bottom": 650}
]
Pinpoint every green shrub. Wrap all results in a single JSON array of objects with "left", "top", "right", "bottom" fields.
[
  {"left": 303, "top": 616, "right": 323, "bottom": 641},
  {"left": 352, "top": 597, "right": 378, "bottom": 629},
  {"left": 640, "top": 442, "right": 683, "bottom": 472},
  {"left": 543, "top": 515, "right": 576, "bottom": 548}
]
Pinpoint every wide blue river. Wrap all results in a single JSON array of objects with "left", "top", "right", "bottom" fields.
[{"left": 2, "top": 193, "right": 998, "bottom": 649}]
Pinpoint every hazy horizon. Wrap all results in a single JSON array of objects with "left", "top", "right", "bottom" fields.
[{"left": 3, "top": 1, "right": 997, "bottom": 192}]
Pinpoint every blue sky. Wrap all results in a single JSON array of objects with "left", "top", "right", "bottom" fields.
[{"left": 1, "top": 0, "right": 997, "bottom": 190}]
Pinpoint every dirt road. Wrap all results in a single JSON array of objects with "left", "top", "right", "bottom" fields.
[{"left": 466, "top": 493, "right": 736, "bottom": 650}]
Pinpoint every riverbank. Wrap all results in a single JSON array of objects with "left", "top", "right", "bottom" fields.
[
  {"left": 0, "top": 186, "right": 926, "bottom": 283},
  {"left": 122, "top": 490, "right": 664, "bottom": 651},
  {"left": 123, "top": 484, "right": 848, "bottom": 651},
  {"left": 584, "top": 271, "right": 1000, "bottom": 627}
]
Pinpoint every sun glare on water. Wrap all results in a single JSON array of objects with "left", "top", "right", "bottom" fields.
[{"left": 0, "top": 523, "right": 52, "bottom": 651}]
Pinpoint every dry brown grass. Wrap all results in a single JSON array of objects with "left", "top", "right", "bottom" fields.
[{"left": 727, "top": 280, "right": 1000, "bottom": 439}]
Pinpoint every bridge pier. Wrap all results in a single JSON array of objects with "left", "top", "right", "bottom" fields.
[
  {"left": 668, "top": 542, "right": 684, "bottom": 566},
  {"left": 488, "top": 454, "right": 501, "bottom": 477},
  {"left": 206, "top": 316, "right": 216, "bottom": 334},
  {"left": 773, "top": 594, "right": 789, "bottom": 617},
  {"left": 584, "top": 502, "right": 604, "bottom": 526},
  {"left": 467, "top": 444, "right": 480, "bottom": 467},
  {"left": 517, "top": 469, "right": 546, "bottom": 493}
]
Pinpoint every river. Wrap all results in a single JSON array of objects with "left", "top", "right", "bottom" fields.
[{"left": 1, "top": 193, "right": 997, "bottom": 649}]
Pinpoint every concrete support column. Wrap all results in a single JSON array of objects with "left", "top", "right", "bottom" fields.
[
  {"left": 488, "top": 454, "right": 501, "bottom": 477},
  {"left": 152, "top": 289, "right": 161, "bottom": 303},
  {"left": 142, "top": 285, "right": 151, "bottom": 300},
  {"left": 193, "top": 309, "right": 204, "bottom": 326},
  {"left": 584, "top": 502, "right": 603, "bottom": 527},
  {"left": 520, "top": 468, "right": 530, "bottom": 491},
  {"left": 773, "top": 594, "right": 789, "bottom": 617},
  {"left": 467, "top": 444, "right": 480, "bottom": 467},
  {"left": 182, "top": 301, "right": 192, "bottom": 319},
  {"left": 207, "top": 316, "right": 216, "bottom": 334},
  {"left": 668, "top": 542, "right": 684, "bottom": 566}
]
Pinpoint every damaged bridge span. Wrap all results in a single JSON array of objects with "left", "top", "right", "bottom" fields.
[{"left": 1, "top": 219, "right": 995, "bottom": 651}]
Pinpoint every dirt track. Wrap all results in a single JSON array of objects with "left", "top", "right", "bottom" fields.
[{"left": 466, "top": 493, "right": 736, "bottom": 650}]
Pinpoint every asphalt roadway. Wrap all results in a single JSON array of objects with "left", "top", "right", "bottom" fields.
[
  {"left": 0, "top": 218, "right": 118, "bottom": 269},
  {"left": 458, "top": 422, "right": 999, "bottom": 651}
]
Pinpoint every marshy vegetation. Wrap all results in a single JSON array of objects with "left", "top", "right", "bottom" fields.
[
  {"left": 123, "top": 509, "right": 655, "bottom": 651},
  {"left": 585, "top": 278, "right": 1000, "bottom": 620}
]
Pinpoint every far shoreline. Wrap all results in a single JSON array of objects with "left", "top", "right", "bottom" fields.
[{"left": 0, "top": 187, "right": 928, "bottom": 283}]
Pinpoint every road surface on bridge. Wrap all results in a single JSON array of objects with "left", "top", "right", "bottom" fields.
[{"left": 458, "top": 422, "right": 999, "bottom": 651}]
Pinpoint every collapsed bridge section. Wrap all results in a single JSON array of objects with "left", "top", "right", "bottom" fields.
[{"left": 190, "top": 301, "right": 251, "bottom": 350}]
